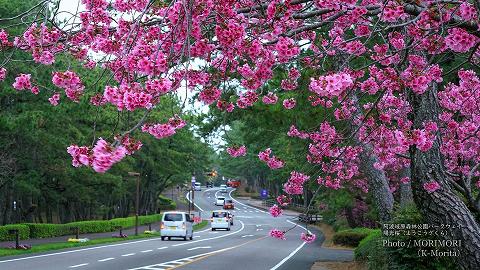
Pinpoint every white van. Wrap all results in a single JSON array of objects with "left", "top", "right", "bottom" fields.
[
  {"left": 194, "top": 182, "right": 202, "bottom": 191},
  {"left": 211, "top": 210, "right": 232, "bottom": 231},
  {"left": 160, "top": 211, "right": 193, "bottom": 241}
]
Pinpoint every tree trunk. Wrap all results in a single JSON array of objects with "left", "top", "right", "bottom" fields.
[
  {"left": 410, "top": 84, "right": 480, "bottom": 269},
  {"left": 399, "top": 167, "right": 413, "bottom": 207},
  {"left": 351, "top": 94, "right": 394, "bottom": 222}
]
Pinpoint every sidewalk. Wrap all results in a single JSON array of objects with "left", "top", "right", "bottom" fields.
[{"left": 0, "top": 222, "right": 162, "bottom": 248}]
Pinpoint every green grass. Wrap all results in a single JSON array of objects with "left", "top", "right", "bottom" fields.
[{"left": 0, "top": 220, "right": 209, "bottom": 257}]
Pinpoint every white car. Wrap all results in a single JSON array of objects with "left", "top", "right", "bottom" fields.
[
  {"left": 211, "top": 210, "right": 232, "bottom": 231},
  {"left": 194, "top": 182, "right": 202, "bottom": 191},
  {"left": 215, "top": 196, "right": 225, "bottom": 206},
  {"left": 220, "top": 184, "right": 227, "bottom": 193},
  {"left": 160, "top": 211, "right": 193, "bottom": 241}
]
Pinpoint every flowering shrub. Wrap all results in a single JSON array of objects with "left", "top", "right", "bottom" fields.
[{"left": 227, "top": 145, "right": 247, "bottom": 157}]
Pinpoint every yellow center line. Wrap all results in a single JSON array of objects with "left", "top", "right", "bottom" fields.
[{"left": 169, "top": 236, "right": 269, "bottom": 269}]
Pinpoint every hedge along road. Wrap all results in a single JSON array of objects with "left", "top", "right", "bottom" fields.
[{"left": 0, "top": 186, "right": 338, "bottom": 270}]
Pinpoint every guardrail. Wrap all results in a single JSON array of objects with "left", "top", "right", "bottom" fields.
[{"left": 298, "top": 213, "right": 323, "bottom": 223}]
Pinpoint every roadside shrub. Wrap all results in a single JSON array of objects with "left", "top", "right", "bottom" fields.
[
  {"left": 25, "top": 223, "right": 70, "bottom": 238},
  {"left": 12, "top": 214, "right": 164, "bottom": 239},
  {"left": 0, "top": 224, "right": 30, "bottom": 241},
  {"left": 354, "top": 229, "right": 388, "bottom": 270},
  {"left": 157, "top": 195, "right": 176, "bottom": 210},
  {"left": 333, "top": 227, "right": 375, "bottom": 247}
]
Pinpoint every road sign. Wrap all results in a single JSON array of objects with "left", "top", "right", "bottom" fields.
[{"left": 260, "top": 189, "right": 268, "bottom": 198}]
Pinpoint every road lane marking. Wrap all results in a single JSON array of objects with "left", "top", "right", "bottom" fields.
[
  {"left": 141, "top": 249, "right": 153, "bottom": 253},
  {"left": 187, "top": 246, "right": 211, "bottom": 251},
  {"left": 256, "top": 228, "right": 263, "bottom": 231},
  {"left": 98, "top": 258, "right": 115, "bottom": 262},
  {"left": 122, "top": 253, "right": 136, "bottom": 257},
  {"left": 229, "top": 189, "right": 267, "bottom": 213},
  {"left": 186, "top": 191, "right": 204, "bottom": 211},
  {"left": 157, "top": 247, "right": 168, "bottom": 250},
  {"left": 0, "top": 237, "right": 168, "bottom": 264},
  {"left": 130, "top": 236, "right": 267, "bottom": 270},
  {"left": 269, "top": 220, "right": 312, "bottom": 270},
  {"left": 209, "top": 231, "right": 219, "bottom": 234},
  {"left": 171, "top": 220, "right": 245, "bottom": 247},
  {"left": 193, "top": 236, "right": 201, "bottom": 238},
  {"left": 69, "top": 263, "right": 89, "bottom": 268},
  {"left": 241, "top": 235, "right": 254, "bottom": 238}
]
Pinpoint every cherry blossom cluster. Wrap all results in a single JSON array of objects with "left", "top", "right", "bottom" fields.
[
  {"left": 269, "top": 229, "right": 286, "bottom": 240},
  {"left": 52, "top": 71, "right": 85, "bottom": 102},
  {"left": 226, "top": 145, "right": 247, "bottom": 157},
  {"left": 300, "top": 233, "right": 316, "bottom": 243},
  {"left": 199, "top": 87, "right": 222, "bottom": 105},
  {"left": 284, "top": 171, "right": 310, "bottom": 195},
  {"left": 258, "top": 148, "right": 285, "bottom": 169},
  {"left": 269, "top": 204, "right": 283, "bottom": 217},
  {"left": 309, "top": 73, "right": 354, "bottom": 98},
  {"left": 276, "top": 195, "right": 291, "bottom": 206}
]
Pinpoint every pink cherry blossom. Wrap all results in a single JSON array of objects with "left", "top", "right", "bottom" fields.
[
  {"left": 12, "top": 73, "right": 32, "bottom": 90},
  {"left": 227, "top": 145, "right": 247, "bottom": 157},
  {"left": 423, "top": 181, "right": 440, "bottom": 193},
  {"left": 269, "top": 204, "right": 282, "bottom": 217},
  {"left": 48, "top": 92, "right": 60, "bottom": 106},
  {"left": 269, "top": 229, "right": 286, "bottom": 240},
  {"left": 282, "top": 98, "right": 296, "bottom": 110},
  {"left": 262, "top": 92, "right": 278, "bottom": 104},
  {"left": 276, "top": 195, "right": 291, "bottom": 206},
  {"left": 300, "top": 233, "right": 316, "bottom": 243},
  {"left": 0, "top": 67, "right": 6, "bottom": 81}
]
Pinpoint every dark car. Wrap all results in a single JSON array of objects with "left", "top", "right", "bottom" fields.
[{"left": 206, "top": 182, "right": 213, "bottom": 188}]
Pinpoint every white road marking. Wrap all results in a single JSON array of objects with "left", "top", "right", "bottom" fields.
[
  {"left": 193, "top": 236, "right": 201, "bottom": 238},
  {"left": 256, "top": 228, "right": 263, "bottom": 231},
  {"left": 122, "top": 253, "right": 136, "bottom": 257},
  {"left": 69, "top": 263, "right": 89, "bottom": 268},
  {"left": 186, "top": 191, "right": 204, "bottom": 211},
  {"left": 98, "top": 258, "right": 115, "bottom": 262},
  {"left": 157, "top": 247, "right": 168, "bottom": 250},
  {"left": 187, "top": 246, "right": 211, "bottom": 251},
  {"left": 269, "top": 220, "right": 312, "bottom": 270},
  {"left": 171, "top": 221, "right": 245, "bottom": 247},
  {"left": 241, "top": 235, "right": 254, "bottom": 238},
  {"left": 209, "top": 231, "right": 219, "bottom": 234},
  {"left": 128, "top": 246, "right": 239, "bottom": 270},
  {"left": 229, "top": 189, "right": 267, "bottom": 213},
  {"left": 141, "top": 250, "right": 153, "bottom": 253}
]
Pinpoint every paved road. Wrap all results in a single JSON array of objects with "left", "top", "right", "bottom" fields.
[{"left": 0, "top": 187, "right": 350, "bottom": 270}]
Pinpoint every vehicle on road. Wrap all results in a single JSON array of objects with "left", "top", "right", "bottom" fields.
[
  {"left": 194, "top": 182, "right": 202, "bottom": 191},
  {"left": 160, "top": 211, "right": 193, "bottom": 241},
  {"left": 206, "top": 182, "right": 213, "bottom": 188},
  {"left": 220, "top": 184, "right": 227, "bottom": 193},
  {"left": 223, "top": 199, "right": 234, "bottom": 210},
  {"left": 227, "top": 180, "right": 241, "bottom": 188},
  {"left": 215, "top": 196, "right": 225, "bottom": 206},
  {"left": 211, "top": 210, "right": 233, "bottom": 230}
]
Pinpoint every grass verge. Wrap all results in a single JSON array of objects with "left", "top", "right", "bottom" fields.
[{"left": 0, "top": 220, "right": 209, "bottom": 257}]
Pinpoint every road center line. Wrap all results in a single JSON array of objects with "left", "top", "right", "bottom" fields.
[
  {"left": 171, "top": 220, "right": 245, "bottom": 247},
  {"left": 269, "top": 220, "right": 312, "bottom": 270},
  {"left": 121, "top": 253, "right": 135, "bottom": 257},
  {"left": 187, "top": 246, "right": 211, "bottom": 251},
  {"left": 141, "top": 250, "right": 153, "bottom": 253},
  {"left": 69, "top": 263, "right": 89, "bottom": 268},
  {"left": 98, "top": 258, "right": 115, "bottom": 262},
  {"left": 157, "top": 247, "right": 168, "bottom": 250}
]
